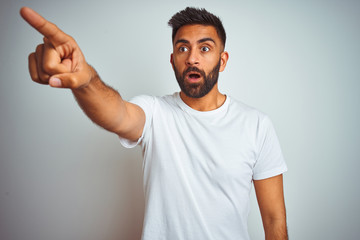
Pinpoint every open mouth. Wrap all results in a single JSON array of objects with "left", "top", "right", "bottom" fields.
[
  {"left": 187, "top": 72, "right": 201, "bottom": 82},
  {"left": 189, "top": 73, "right": 200, "bottom": 79}
]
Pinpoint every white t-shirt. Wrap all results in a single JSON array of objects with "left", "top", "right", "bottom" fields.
[{"left": 120, "top": 92, "right": 287, "bottom": 240}]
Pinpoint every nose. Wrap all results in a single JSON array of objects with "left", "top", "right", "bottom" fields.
[{"left": 186, "top": 50, "right": 199, "bottom": 66}]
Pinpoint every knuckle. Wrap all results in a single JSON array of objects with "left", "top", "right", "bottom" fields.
[
  {"left": 30, "top": 75, "right": 44, "bottom": 85},
  {"left": 28, "top": 53, "right": 37, "bottom": 67},
  {"left": 39, "top": 73, "right": 50, "bottom": 83},
  {"left": 28, "top": 50, "right": 49, "bottom": 85},
  {"left": 30, "top": 74, "right": 38, "bottom": 82},
  {"left": 28, "top": 52, "right": 35, "bottom": 60},
  {"left": 67, "top": 76, "right": 78, "bottom": 89},
  {"left": 35, "top": 44, "right": 44, "bottom": 53},
  {"left": 42, "top": 61, "right": 56, "bottom": 73}
]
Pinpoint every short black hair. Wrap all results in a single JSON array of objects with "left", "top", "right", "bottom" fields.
[{"left": 168, "top": 7, "right": 226, "bottom": 48}]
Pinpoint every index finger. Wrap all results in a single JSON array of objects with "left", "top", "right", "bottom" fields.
[{"left": 20, "top": 7, "right": 70, "bottom": 46}]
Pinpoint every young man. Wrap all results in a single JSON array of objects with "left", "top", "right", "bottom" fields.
[{"left": 20, "top": 6, "right": 288, "bottom": 240}]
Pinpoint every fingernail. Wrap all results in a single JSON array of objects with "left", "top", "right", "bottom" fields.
[{"left": 49, "top": 78, "right": 62, "bottom": 87}]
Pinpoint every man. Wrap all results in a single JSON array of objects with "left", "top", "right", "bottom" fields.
[{"left": 20, "top": 6, "right": 288, "bottom": 240}]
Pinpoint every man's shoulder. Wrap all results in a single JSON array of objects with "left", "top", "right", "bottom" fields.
[
  {"left": 129, "top": 93, "right": 176, "bottom": 102},
  {"left": 127, "top": 93, "right": 179, "bottom": 111},
  {"left": 227, "top": 96, "right": 267, "bottom": 120}
]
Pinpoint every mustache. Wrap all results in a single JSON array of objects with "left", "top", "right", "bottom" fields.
[{"left": 184, "top": 67, "right": 205, "bottom": 76}]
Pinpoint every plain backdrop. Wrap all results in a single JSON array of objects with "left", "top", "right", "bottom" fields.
[{"left": 1, "top": 0, "right": 359, "bottom": 239}]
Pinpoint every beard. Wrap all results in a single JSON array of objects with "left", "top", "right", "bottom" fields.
[{"left": 173, "top": 59, "right": 221, "bottom": 98}]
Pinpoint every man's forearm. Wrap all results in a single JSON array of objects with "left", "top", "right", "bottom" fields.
[
  {"left": 263, "top": 219, "right": 288, "bottom": 240},
  {"left": 72, "top": 68, "right": 127, "bottom": 133}
]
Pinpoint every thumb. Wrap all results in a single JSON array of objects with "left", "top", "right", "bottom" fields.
[
  {"left": 49, "top": 71, "right": 88, "bottom": 89},
  {"left": 49, "top": 77, "right": 63, "bottom": 88}
]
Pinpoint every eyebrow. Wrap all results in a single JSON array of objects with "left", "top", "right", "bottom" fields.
[
  {"left": 198, "top": 37, "right": 216, "bottom": 45},
  {"left": 175, "top": 37, "right": 216, "bottom": 45}
]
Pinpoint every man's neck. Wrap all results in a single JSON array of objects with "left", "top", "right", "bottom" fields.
[{"left": 180, "top": 85, "right": 226, "bottom": 111}]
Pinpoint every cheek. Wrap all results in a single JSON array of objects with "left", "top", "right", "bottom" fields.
[
  {"left": 204, "top": 53, "right": 219, "bottom": 63},
  {"left": 173, "top": 57, "right": 186, "bottom": 70}
]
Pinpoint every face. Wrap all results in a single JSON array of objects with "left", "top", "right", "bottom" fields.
[{"left": 171, "top": 24, "right": 228, "bottom": 98}]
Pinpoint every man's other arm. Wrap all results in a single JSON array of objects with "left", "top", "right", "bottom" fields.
[
  {"left": 253, "top": 174, "right": 288, "bottom": 240},
  {"left": 20, "top": 7, "right": 144, "bottom": 141}
]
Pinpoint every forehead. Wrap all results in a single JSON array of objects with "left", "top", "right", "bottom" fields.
[{"left": 174, "top": 24, "right": 220, "bottom": 44}]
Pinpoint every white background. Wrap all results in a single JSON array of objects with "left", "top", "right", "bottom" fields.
[{"left": 1, "top": 0, "right": 359, "bottom": 239}]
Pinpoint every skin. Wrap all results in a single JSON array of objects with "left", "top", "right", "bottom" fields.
[
  {"left": 20, "top": 7, "right": 145, "bottom": 142},
  {"left": 20, "top": 7, "right": 287, "bottom": 239},
  {"left": 254, "top": 175, "right": 288, "bottom": 240},
  {"left": 171, "top": 24, "right": 229, "bottom": 111}
]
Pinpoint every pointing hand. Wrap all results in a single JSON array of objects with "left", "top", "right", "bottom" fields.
[{"left": 20, "top": 7, "right": 94, "bottom": 88}]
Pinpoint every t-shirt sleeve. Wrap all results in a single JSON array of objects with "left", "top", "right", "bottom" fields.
[
  {"left": 118, "top": 95, "right": 155, "bottom": 148},
  {"left": 253, "top": 116, "right": 287, "bottom": 180}
]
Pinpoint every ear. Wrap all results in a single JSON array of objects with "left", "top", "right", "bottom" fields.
[
  {"left": 170, "top": 53, "right": 174, "bottom": 70},
  {"left": 219, "top": 51, "right": 229, "bottom": 72}
]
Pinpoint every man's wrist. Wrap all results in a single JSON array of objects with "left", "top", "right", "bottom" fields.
[{"left": 72, "top": 64, "right": 100, "bottom": 93}]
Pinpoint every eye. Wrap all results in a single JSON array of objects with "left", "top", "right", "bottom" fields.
[
  {"left": 201, "top": 46, "right": 210, "bottom": 52},
  {"left": 179, "top": 46, "right": 188, "bottom": 52}
]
